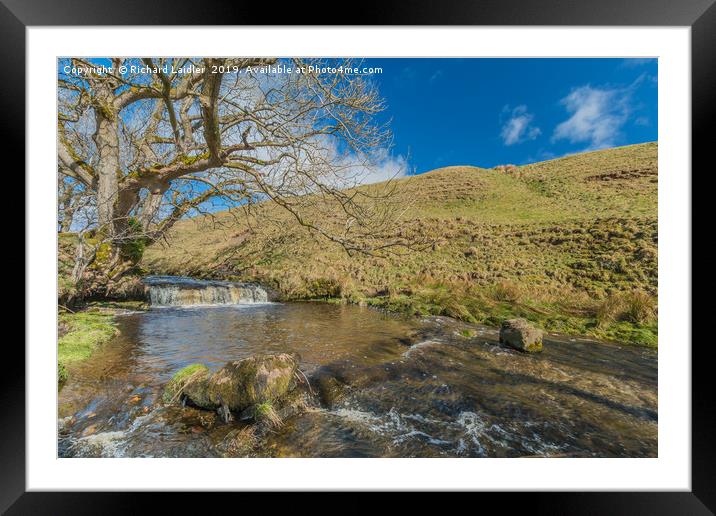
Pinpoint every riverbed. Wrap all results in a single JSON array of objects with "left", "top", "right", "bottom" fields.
[{"left": 58, "top": 300, "right": 657, "bottom": 458}]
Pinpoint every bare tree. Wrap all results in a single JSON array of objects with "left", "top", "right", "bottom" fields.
[{"left": 58, "top": 57, "right": 410, "bottom": 295}]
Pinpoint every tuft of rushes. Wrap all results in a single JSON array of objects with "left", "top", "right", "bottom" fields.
[{"left": 253, "top": 400, "right": 283, "bottom": 429}]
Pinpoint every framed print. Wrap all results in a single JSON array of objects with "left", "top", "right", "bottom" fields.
[{"left": 6, "top": 0, "right": 711, "bottom": 512}]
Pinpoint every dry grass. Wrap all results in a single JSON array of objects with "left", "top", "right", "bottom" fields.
[
  {"left": 596, "top": 290, "right": 657, "bottom": 327},
  {"left": 254, "top": 401, "right": 283, "bottom": 429},
  {"left": 220, "top": 426, "right": 257, "bottom": 457},
  {"left": 490, "top": 280, "right": 523, "bottom": 303},
  {"left": 141, "top": 142, "right": 658, "bottom": 346}
]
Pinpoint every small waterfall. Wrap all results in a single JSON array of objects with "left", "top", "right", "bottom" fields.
[{"left": 143, "top": 276, "right": 269, "bottom": 307}]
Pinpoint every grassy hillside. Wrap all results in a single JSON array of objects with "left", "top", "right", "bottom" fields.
[{"left": 144, "top": 142, "right": 658, "bottom": 346}]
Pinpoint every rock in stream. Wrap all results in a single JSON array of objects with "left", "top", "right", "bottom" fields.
[{"left": 499, "top": 318, "right": 543, "bottom": 353}]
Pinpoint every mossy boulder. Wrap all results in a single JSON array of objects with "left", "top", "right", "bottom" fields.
[
  {"left": 205, "top": 353, "right": 298, "bottom": 412},
  {"left": 499, "top": 318, "right": 543, "bottom": 353},
  {"left": 162, "top": 364, "right": 212, "bottom": 407}
]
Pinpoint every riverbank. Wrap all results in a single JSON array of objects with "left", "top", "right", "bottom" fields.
[
  {"left": 58, "top": 301, "right": 148, "bottom": 387},
  {"left": 325, "top": 283, "right": 657, "bottom": 347}
]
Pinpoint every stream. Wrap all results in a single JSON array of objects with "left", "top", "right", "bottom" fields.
[{"left": 58, "top": 277, "right": 657, "bottom": 458}]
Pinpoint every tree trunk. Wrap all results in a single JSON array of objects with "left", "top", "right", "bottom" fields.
[
  {"left": 89, "top": 94, "right": 140, "bottom": 287},
  {"left": 92, "top": 100, "right": 120, "bottom": 237}
]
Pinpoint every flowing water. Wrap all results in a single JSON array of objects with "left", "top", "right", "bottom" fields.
[
  {"left": 58, "top": 278, "right": 657, "bottom": 458},
  {"left": 143, "top": 275, "right": 269, "bottom": 306}
]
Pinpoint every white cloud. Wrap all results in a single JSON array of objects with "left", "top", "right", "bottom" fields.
[
  {"left": 305, "top": 135, "right": 408, "bottom": 187},
  {"left": 359, "top": 155, "right": 409, "bottom": 184},
  {"left": 335, "top": 146, "right": 409, "bottom": 186},
  {"left": 500, "top": 105, "right": 541, "bottom": 146},
  {"left": 552, "top": 84, "right": 632, "bottom": 150}
]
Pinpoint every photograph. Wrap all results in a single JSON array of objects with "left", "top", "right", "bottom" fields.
[
  {"left": 56, "top": 56, "right": 660, "bottom": 459},
  {"left": 6, "top": 4, "right": 705, "bottom": 506}
]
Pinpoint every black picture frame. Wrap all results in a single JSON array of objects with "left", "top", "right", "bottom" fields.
[{"left": 6, "top": 0, "right": 709, "bottom": 512}]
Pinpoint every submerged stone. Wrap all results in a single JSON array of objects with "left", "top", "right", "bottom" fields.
[
  {"left": 216, "top": 427, "right": 257, "bottom": 457},
  {"left": 314, "top": 374, "right": 346, "bottom": 408},
  {"left": 499, "top": 318, "right": 543, "bottom": 353}
]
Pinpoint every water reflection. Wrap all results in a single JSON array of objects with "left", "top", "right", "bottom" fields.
[{"left": 58, "top": 303, "right": 657, "bottom": 458}]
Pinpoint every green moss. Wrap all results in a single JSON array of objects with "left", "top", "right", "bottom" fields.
[
  {"left": 58, "top": 311, "right": 119, "bottom": 386},
  {"left": 254, "top": 400, "right": 273, "bottom": 416},
  {"left": 119, "top": 217, "right": 149, "bottom": 263},
  {"left": 162, "top": 363, "right": 210, "bottom": 403},
  {"left": 173, "top": 363, "right": 209, "bottom": 382},
  {"left": 175, "top": 152, "right": 209, "bottom": 166},
  {"left": 91, "top": 241, "right": 113, "bottom": 269},
  {"left": 58, "top": 311, "right": 118, "bottom": 364},
  {"left": 598, "top": 322, "right": 658, "bottom": 348},
  {"left": 253, "top": 400, "right": 283, "bottom": 428}
]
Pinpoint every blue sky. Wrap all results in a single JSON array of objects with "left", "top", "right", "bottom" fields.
[{"left": 362, "top": 58, "right": 657, "bottom": 173}]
